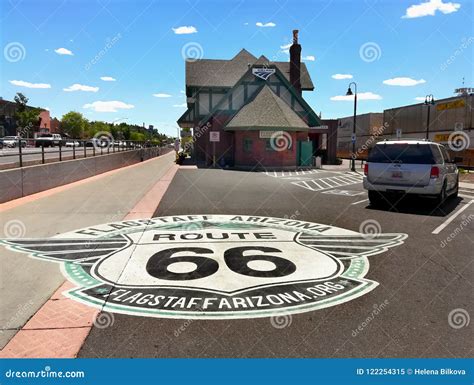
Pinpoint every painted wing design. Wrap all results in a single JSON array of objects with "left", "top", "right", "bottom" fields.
[
  {"left": 297, "top": 233, "right": 407, "bottom": 259},
  {"left": 1, "top": 235, "right": 131, "bottom": 265}
]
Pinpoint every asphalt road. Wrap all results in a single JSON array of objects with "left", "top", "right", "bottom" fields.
[{"left": 79, "top": 167, "right": 473, "bottom": 358}]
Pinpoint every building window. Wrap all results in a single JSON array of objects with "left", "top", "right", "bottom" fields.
[
  {"left": 265, "top": 139, "right": 274, "bottom": 151},
  {"left": 243, "top": 138, "right": 252, "bottom": 153}
]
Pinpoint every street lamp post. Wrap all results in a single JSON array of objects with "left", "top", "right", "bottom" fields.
[
  {"left": 424, "top": 94, "right": 435, "bottom": 140},
  {"left": 346, "top": 82, "right": 357, "bottom": 172}
]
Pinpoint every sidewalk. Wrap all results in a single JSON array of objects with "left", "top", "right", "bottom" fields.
[{"left": 0, "top": 152, "right": 176, "bottom": 350}]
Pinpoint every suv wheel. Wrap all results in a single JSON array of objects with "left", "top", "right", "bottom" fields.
[
  {"left": 452, "top": 178, "right": 459, "bottom": 199},
  {"left": 436, "top": 182, "right": 447, "bottom": 206}
]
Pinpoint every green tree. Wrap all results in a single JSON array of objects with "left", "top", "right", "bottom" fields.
[
  {"left": 13, "top": 92, "right": 40, "bottom": 136},
  {"left": 130, "top": 131, "right": 146, "bottom": 141},
  {"left": 61, "top": 111, "right": 87, "bottom": 138},
  {"left": 88, "top": 121, "right": 110, "bottom": 138},
  {"left": 14, "top": 92, "right": 28, "bottom": 112}
]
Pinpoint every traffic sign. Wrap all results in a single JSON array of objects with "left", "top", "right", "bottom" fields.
[{"left": 210, "top": 131, "right": 220, "bottom": 142}]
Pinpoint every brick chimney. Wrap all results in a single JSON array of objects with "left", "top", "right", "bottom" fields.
[{"left": 289, "top": 29, "right": 302, "bottom": 95}]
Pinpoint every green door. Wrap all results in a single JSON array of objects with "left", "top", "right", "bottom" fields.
[{"left": 298, "top": 141, "right": 313, "bottom": 166}]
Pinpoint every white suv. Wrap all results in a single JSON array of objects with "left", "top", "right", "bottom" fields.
[{"left": 363, "top": 140, "right": 458, "bottom": 206}]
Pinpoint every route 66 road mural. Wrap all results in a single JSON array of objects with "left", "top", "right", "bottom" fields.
[{"left": 1, "top": 215, "right": 407, "bottom": 319}]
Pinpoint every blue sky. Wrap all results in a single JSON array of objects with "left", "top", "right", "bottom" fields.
[{"left": 1, "top": 0, "right": 472, "bottom": 136}]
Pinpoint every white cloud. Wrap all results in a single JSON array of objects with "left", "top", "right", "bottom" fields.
[
  {"left": 332, "top": 74, "right": 353, "bottom": 80},
  {"left": 302, "top": 55, "right": 316, "bottom": 62},
  {"left": 153, "top": 93, "right": 172, "bottom": 98},
  {"left": 383, "top": 77, "right": 426, "bottom": 86},
  {"left": 83, "top": 101, "right": 134, "bottom": 112},
  {"left": 256, "top": 22, "right": 276, "bottom": 27},
  {"left": 63, "top": 84, "right": 99, "bottom": 92},
  {"left": 330, "top": 92, "right": 382, "bottom": 101},
  {"left": 414, "top": 96, "right": 427, "bottom": 101},
  {"left": 173, "top": 103, "right": 187, "bottom": 108},
  {"left": 54, "top": 47, "right": 73, "bottom": 55},
  {"left": 172, "top": 26, "right": 197, "bottom": 34},
  {"left": 9, "top": 80, "right": 51, "bottom": 89},
  {"left": 180, "top": 90, "right": 185, "bottom": 94},
  {"left": 402, "top": 0, "right": 460, "bottom": 18},
  {"left": 100, "top": 76, "right": 116, "bottom": 82}
]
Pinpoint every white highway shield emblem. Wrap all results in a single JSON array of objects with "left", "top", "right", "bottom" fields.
[{"left": 1, "top": 215, "right": 407, "bottom": 319}]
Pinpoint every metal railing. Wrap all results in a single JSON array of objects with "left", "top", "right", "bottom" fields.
[{"left": 0, "top": 138, "right": 171, "bottom": 170}]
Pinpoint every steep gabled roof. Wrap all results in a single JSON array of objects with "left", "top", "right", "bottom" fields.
[
  {"left": 186, "top": 49, "right": 314, "bottom": 90},
  {"left": 224, "top": 85, "right": 310, "bottom": 131}
]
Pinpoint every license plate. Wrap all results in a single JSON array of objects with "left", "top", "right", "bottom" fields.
[{"left": 392, "top": 171, "right": 403, "bottom": 178}]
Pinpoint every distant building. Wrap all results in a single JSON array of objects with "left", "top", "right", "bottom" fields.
[
  {"left": 0, "top": 98, "right": 52, "bottom": 137},
  {"left": 336, "top": 93, "right": 474, "bottom": 167},
  {"left": 177, "top": 30, "right": 334, "bottom": 169},
  {"left": 336, "top": 113, "right": 383, "bottom": 159}
]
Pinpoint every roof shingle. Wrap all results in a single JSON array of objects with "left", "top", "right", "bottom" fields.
[
  {"left": 225, "top": 85, "right": 310, "bottom": 130},
  {"left": 186, "top": 49, "right": 314, "bottom": 90}
]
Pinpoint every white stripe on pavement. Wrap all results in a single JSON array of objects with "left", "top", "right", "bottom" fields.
[
  {"left": 432, "top": 200, "right": 474, "bottom": 234},
  {"left": 351, "top": 198, "right": 369, "bottom": 205}
]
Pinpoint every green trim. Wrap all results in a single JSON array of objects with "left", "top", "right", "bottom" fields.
[{"left": 196, "top": 64, "right": 321, "bottom": 129}]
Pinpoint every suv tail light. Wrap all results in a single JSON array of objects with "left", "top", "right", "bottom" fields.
[
  {"left": 430, "top": 166, "right": 440, "bottom": 179},
  {"left": 364, "top": 163, "right": 368, "bottom": 176}
]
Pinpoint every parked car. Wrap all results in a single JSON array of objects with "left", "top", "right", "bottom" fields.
[
  {"left": 64, "top": 140, "right": 80, "bottom": 147},
  {"left": 1, "top": 136, "right": 27, "bottom": 148},
  {"left": 35, "top": 133, "right": 62, "bottom": 147},
  {"left": 363, "top": 140, "right": 459, "bottom": 206}
]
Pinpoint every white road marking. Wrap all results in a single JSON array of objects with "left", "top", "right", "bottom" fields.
[
  {"left": 432, "top": 200, "right": 474, "bottom": 234},
  {"left": 264, "top": 169, "right": 334, "bottom": 178},
  {"left": 351, "top": 198, "right": 369, "bottom": 205}
]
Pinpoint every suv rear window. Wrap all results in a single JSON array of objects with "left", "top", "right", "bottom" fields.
[
  {"left": 39, "top": 134, "right": 53, "bottom": 138},
  {"left": 368, "top": 143, "right": 435, "bottom": 164}
]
